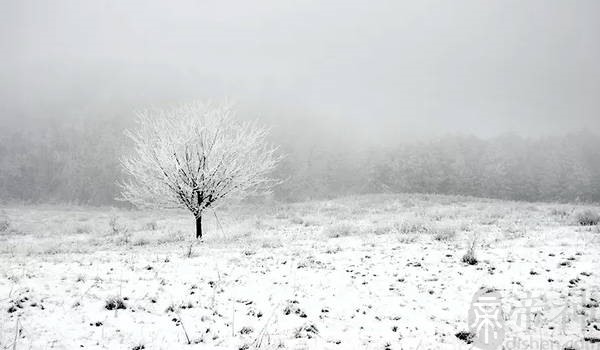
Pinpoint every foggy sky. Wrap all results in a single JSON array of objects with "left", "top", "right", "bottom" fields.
[{"left": 1, "top": 0, "right": 599, "bottom": 142}]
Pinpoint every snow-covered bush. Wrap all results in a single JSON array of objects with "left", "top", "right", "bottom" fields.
[
  {"left": 108, "top": 214, "right": 124, "bottom": 235},
  {"left": 462, "top": 234, "right": 478, "bottom": 265},
  {"left": 105, "top": 296, "right": 127, "bottom": 310},
  {"left": 432, "top": 225, "right": 457, "bottom": 241},
  {"left": 396, "top": 219, "right": 430, "bottom": 234},
  {"left": 575, "top": 209, "right": 599, "bottom": 226},
  {"left": 324, "top": 223, "right": 360, "bottom": 238},
  {"left": 144, "top": 221, "right": 158, "bottom": 231},
  {"left": 0, "top": 212, "right": 9, "bottom": 232}
]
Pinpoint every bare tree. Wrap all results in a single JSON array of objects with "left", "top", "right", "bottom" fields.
[{"left": 120, "top": 101, "right": 281, "bottom": 239}]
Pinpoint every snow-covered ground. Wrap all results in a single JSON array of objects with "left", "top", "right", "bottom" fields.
[{"left": 1, "top": 194, "right": 599, "bottom": 349}]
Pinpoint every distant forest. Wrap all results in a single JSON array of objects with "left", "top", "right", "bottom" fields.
[{"left": 1, "top": 116, "right": 599, "bottom": 205}]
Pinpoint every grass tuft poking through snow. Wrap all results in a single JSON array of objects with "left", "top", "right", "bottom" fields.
[
  {"left": 461, "top": 234, "right": 478, "bottom": 265},
  {"left": 104, "top": 296, "right": 127, "bottom": 310},
  {"left": 1, "top": 194, "right": 600, "bottom": 349},
  {"left": 323, "top": 222, "right": 361, "bottom": 238},
  {"left": 575, "top": 209, "right": 600, "bottom": 226},
  {"left": 431, "top": 224, "right": 457, "bottom": 242},
  {"left": 0, "top": 211, "right": 10, "bottom": 232}
]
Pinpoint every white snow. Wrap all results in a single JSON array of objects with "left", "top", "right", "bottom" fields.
[{"left": 1, "top": 194, "right": 599, "bottom": 349}]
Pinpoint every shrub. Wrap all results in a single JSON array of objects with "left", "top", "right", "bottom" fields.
[
  {"left": 105, "top": 296, "right": 127, "bottom": 310},
  {"left": 294, "top": 323, "right": 319, "bottom": 339},
  {"left": 109, "top": 215, "right": 119, "bottom": 233},
  {"left": 165, "top": 303, "right": 176, "bottom": 313},
  {"left": 109, "top": 214, "right": 128, "bottom": 234},
  {"left": 290, "top": 216, "right": 304, "bottom": 225},
  {"left": 274, "top": 210, "right": 289, "bottom": 219},
  {"left": 261, "top": 239, "right": 283, "bottom": 249},
  {"left": 133, "top": 238, "right": 150, "bottom": 246},
  {"left": 431, "top": 225, "right": 456, "bottom": 242},
  {"left": 503, "top": 225, "right": 526, "bottom": 239},
  {"left": 373, "top": 223, "right": 395, "bottom": 235},
  {"left": 0, "top": 212, "right": 10, "bottom": 233},
  {"left": 114, "top": 230, "right": 132, "bottom": 245},
  {"left": 144, "top": 221, "right": 158, "bottom": 231},
  {"left": 290, "top": 215, "right": 321, "bottom": 227},
  {"left": 76, "top": 224, "right": 92, "bottom": 234},
  {"left": 184, "top": 242, "right": 197, "bottom": 258},
  {"left": 462, "top": 250, "right": 478, "bottom": 265},
  {"left": 459, "top": 221, "right": 473, "bottom": 232},
  {"left": 462, "top": 234, "right": 478, "bottom": 265},
  {"left": 398, "top": 233, "right": 418, "bottom": 244},
  {"left": 396, "top": 219, "right": 429, "bottom": 234},
  {"left": 324, "top": 223, "right": 359, "bottom": 238},
  {"left": 455, "top": 331, "right": 475, "bottom": 344},
  {"left": 75, "top": 274, "right": 86, "bottom": 282},
  {"left": 575, "top": 210, "right": 600, "bottom": 226},
  {"left": 550, "top": 207, "right": 570, "bottom": 218},
  {"left": 300, "top": 216, "right": 321, "bottom": 227},
  {"left": 239, "top": 326, "right": 254, "bottom": 335}
]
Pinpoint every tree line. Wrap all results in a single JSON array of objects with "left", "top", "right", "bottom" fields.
[{"left": 1, "top": 117, "right": 599, "bottom": 205}]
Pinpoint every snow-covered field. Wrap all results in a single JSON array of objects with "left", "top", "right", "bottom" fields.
[{"left": 1, "top": 194, "right": 599, "bottom": 349}]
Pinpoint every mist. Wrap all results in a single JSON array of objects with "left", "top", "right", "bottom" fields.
[
  {"left": 1, "top": 0, "right": 600, "bottom": 204},
  {"left": 3, "top": 0, "right": 600, "bottom": 136}
]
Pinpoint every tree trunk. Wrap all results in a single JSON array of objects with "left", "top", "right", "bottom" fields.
[{"left": 195, "top": 215, "right": 202, "bottom": 239}]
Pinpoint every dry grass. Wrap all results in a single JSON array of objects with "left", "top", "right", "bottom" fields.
[
  {"left": 575, "top": 209, "right": 600, "bottom": 226},
  {"left": 1, "top": 194, "right": 599, "bottom": 348},
  {"left": 0, "top": 194, "right": 598, "bottom": 256}
]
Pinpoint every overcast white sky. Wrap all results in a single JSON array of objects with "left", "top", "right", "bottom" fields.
[{"left": 1, "top": 0, "right": 599, "bottom": 141}]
